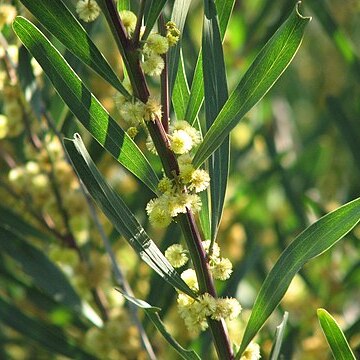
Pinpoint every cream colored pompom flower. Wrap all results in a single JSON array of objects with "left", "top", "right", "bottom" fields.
[
  {"left": 165, "top": 244, "right": 188, "bottom": 268},
  {"left": 76, "top": 0, "right": 100, "bottom": 23}
]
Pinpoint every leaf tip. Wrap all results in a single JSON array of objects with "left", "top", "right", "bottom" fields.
[
  {"left": 317, "top": 308, "right": 326, "bottom": 317},
  {"left": 296, "top": 1, "right": 312, "bottom": 22}
]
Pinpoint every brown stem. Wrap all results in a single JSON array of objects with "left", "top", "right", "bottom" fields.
[
  {"left": 91, "top": 288, "right": 109, "bottom": 321},
  {"left": 158, "top": 14, "right": 170, "bottom": 133}
]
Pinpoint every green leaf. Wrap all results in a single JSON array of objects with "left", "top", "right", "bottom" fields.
[
  {"left": 184, "top": 53, "right": 204, "bottom": 125},
  {"left": 184, "top": 0, "right": 235, "bottom": 125},
  {"left": 13, "top": 17, "right": 159, "bottom": 194},
  {"left": 193, "top": 2, "right": 311, "bottom": 168},
  {"left": 168, "top": 0, "right": 192, "bottom": 95},
  {"left": 270, "top": 312, "right": 289, "bottom": 360},
  {"left": 237, "top": 197, "right": 360, "bottom": 357},
  {"left": 64, "top": 134, "right": 196, "bottom": 299},
  {"left": 172, "top": 50, "right": 190, "bottom": 120},
  {"left": 19, "top": 0, "right": 130, "bottom": 97},
  {"left": 0, "top": 297, "right": 97, "bottom": 360},
  {"left": 317, "top": 309, "right": 356, "bottom": 360},
  {"left": 202, "top": 0, "right": 229, "bottom": 241},
  {"left": 215, "top": 0, "right": 236, "bottom": 38},
  {"left": 0, "top": 225, "right": 102, "bottom": 327},
  {"left": 143, "top": 0, "right": 167, "bottom": 40},
  {"left": 116, "top": 289, "right": 200, "bottom": 360},
  {"left": 117, "top": 0, "right": 130, "bottom": 11}
]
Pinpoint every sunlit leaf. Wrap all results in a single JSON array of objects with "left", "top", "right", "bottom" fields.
[
  {"left": 142, "top": 0, "right": 167, "bottom": 40},
  {"left": 168, "top": 0, "right": 192, "bottom": 95},
  {"left": 317, "top": 308, "right": 356, "bottom": 360},
  {"left": 13, "top": 17, "right": 159, "bottom": 194},
  {"left": 193, "top": 2, "right": 311, "bottom": 168},
  {"left": 237, "top": 197, "right": 360, "bottom": 357},
  {"left": 202, "top": 0, "right": 229, "bottom": 241},
  {"left": 184, "top": 0, "right": 236, "bottom": 125},
  {"left": 64, "top": 134, "right": 196, "bottom": 299},
  {"left": 20, "top": 0, "right": 130, "bottom": 97}
]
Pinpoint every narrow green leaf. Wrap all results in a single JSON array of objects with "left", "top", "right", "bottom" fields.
[
  {"left": 317, "top": 309, "right": 356, "bottom": 360},
  {"left": 185, "top": 53, "right": 204, "bottom": 125},
  {"left": 117, "top": 0, "right": 130, "bottom": 11},
  {"left": 270, "top": 312, "right": 289, "bottom": 360},
  {"left": 194, "top": 2, "right": 311, "bottom": 168},
  {"left": 171, "top": 50, "right": 211, "bottom": 239},
  {"left": 0, "top": 297, "right": 97, "bottom": 360},
  {"left": 199, "top": 190, "right": 211, "bottom": 240},
  {"left": 202, "top": 0, "right": 229, "bottom": 241},
  {"left": 215, "top": 0, "right": 236, "bottom": 38},
  {"left": 237, "top": 197, "right": 360, "bottom": 357},
  {"left": 19, "top": 0, "right": 130, "bottom": 97},
  {"left": 168, "top": 0, "right": 192, "bottom": 96},
  {"left": 184, "top": 0, "right": 235, "bottom": 125},
  {"left": 172, "top": 50, "right": 190, "bottom": 120},
  {"left": 116, "top": 289, "right": 200, "bottom": 360},
  {"left": 64, "top": 134, "right": 196, "bottom": 299},
  {"left": 142, "top": 0, "right": 167, "bottom": 40},
  {"left": 13, "top": 17, "right": 159, "bottom": 194},
  {"left": 0, "top": 225, "right": 102, "bottom": 327}
]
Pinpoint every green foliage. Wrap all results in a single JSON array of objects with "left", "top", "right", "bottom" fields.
[
  {"left": 13, "top": 16, "right": 159, "bottom": 194},
  {"left": 64, "top": 134, "right": 196, "bottom": 298},
  {"left": 238, "top": 197, "right": 360, "bottom": 356},
  {"left": 20, "top": 0, "right": 130, "bottom": 97},
  {"left": 1, "top": 0, "right": 359, "bottom": 358},
  {"left": 317, "top": 309, "right": 356, "bottom": 360},
  {"left": 193, "top": 3, "right": 311, "bottom": 168}
]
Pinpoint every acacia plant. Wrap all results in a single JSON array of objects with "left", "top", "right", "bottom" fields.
[{"left": 0, "top": 0, "right": 359, "bottom": 359}]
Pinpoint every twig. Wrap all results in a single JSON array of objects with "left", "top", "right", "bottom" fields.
[{"left": 158, "top": 14, "right": 170, "bottom": 133}]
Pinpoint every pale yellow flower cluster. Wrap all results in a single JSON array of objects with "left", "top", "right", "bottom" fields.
[
  {"left": 85, "top": 312, "right": 144, "bottom": 360},
  {"left": 164, "top": 239, "right": 238, "bottom": 333},
  {"left": 141, "top": 22, "right": 180, "bottom": 76},
  {"left": 202, "top": 240, "right": 233, "bottom": 280},
  {"left": 164, "top": 244, "right": 188, "bottom": 268},
  {"left": 7, "top": 136, "right": 89, "bottom": 243},
  {"left": 76, "top": 0, "right": 101, "bottom": 23},
  {"left": 177, "top": 290, "right": 242, "bottom": 334},
  {"left": 146, "top": 146, "right": 209, "bottom": 228},
  {"left": 119, "top": 10, "right": 137, "bottom": 34},
  {"left": 240, "top": 342, "right": 261, "bottom": 360},
  {"left": 0, "top": 4, "right": 16, "bottom": 29},
  {"left": 0, "top": 85, "right": 24, "bottom": 139},
  {"left": 115, "top": 79, "right": 161, "bottom": 138}
]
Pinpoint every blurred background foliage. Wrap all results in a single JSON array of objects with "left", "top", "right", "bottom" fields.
[{"left": 0, "top": 0, "right": 359, "bottom": 359}]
